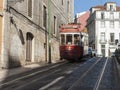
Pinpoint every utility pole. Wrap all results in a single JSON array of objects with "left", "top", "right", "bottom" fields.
[{"left": 48, "top": 0, "right": 51, "bottom": 63}]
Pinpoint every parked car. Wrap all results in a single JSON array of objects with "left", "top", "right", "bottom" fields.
[
  {"left": 115, "top": 49, "right": 120, "bottom": 64},
  {"left": 88, "top": 48, "right": 96, "bottom": 57},
  {"left": 92, "top": 49, "right": 96, "bottom": 56},
  {"left": 111, "top": 52, "right": 115, "bottom": 57},
  {"left": 88, "top": 48, "right": 92, "bottom": 57}
]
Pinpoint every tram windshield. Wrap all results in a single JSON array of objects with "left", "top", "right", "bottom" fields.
[
  {"left": 66, "top": 34, "right": 72, "bottom": 45},
  {"left": 60, "top": 34, "right": 80, "bottom": 45},
  {"left": 74, "top": 34, "right": 80, "bottom": 45}
]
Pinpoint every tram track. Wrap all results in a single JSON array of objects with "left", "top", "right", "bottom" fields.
[
  {"left": 68, "top": 58, "right": 102, "bottom": 90},
  {"left": 93, "top": 57, "right": 108, "bottom": 90},
  {"left": 57, "top": 57, "right": 102, "bottom": 90},
  {"left": 1, "top": 61, "right": 68, "bottom": 83},
  {"left": 0, "top": 57, "right": 115, "bottom": 90},
  {"left": 0, "top": 61, "right": 82, "bottom": 90},
  {"left": 68, "top": 57, "right": 115, "bottom": 90},
  {"left": 0, "top": 61, "right": 68, "bottom": 89}
]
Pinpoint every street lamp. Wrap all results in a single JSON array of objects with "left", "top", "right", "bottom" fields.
[{"left": 48, "top": 0, "right": 51, "bottom": 63}]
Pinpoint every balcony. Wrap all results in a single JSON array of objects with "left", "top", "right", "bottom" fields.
[
  {"left": 109, "top": 41, "right": 115, "bottom": 45},
  {"left": 99, "top": 39, "right": 107, "bottom": 44}
]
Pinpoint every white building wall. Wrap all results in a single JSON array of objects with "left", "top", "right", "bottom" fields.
[
  {"left": 88, "top": 2, "right": 120, "bottom": 57},
  {"left": 96, "top": 19, "right": 120, "bottom": 56}
]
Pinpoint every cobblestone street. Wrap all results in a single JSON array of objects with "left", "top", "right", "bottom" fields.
[{"left": 0, "top": 57, "right": 119, "bottom": 90}]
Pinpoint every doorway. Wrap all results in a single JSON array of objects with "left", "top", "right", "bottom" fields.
[
  {"left": 26, "top": 32, "right": 34, "bottom": 62},
  {"left": 101, "top": 45, "right": 105, "bottom": 56}
]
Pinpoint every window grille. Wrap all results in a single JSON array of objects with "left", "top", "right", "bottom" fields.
[{"left": 28, "top": 0, "right": 32, "bottom": 17}]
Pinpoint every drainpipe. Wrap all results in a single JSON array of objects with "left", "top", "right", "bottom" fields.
[{"left": 48, "top": 0, "right": 51, "bottom": 63}]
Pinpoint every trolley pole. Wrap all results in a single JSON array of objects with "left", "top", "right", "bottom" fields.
[{"left": 48, "top": 0, "right": 51, "bottom": 63}]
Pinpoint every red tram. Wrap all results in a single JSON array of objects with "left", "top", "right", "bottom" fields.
[{"left": 60, "top": 24, "right": 88, "bottom": 60}]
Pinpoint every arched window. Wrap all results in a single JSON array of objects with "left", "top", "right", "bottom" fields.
[{"left": 43, "top": 5, "right": 47, "bottom": 28}]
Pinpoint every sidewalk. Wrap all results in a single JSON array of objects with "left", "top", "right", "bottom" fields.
[
  {"left": 0, "top": 64, "right": 43, "bottom": 81},
  {"left": 0, "top": 60, "right": 62, "bottom": 81},
  {"left": 113, "top": 57, "right": 120, "bottom": 90}
]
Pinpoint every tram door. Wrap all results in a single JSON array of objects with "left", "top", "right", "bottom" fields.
[{"left": 26, "top": 33, "right": 34, "bottom": 61}]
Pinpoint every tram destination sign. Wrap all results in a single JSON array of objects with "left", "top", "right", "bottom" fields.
[{"left": 62, "top": 25, "right": 80, "bottom": 29}]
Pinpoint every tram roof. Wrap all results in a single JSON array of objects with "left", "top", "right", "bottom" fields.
[
  {"left": 60, "top": 23, "right": 82, "bottom": 33},
  {"left": 60, "top": 29, "right": 81, "bottom": 33}
]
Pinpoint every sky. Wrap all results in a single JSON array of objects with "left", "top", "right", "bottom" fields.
[{"left": 74, "top": 0, "right": 120, "bottom": 16}]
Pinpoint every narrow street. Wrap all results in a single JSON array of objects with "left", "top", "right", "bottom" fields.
[
  {"left": 0, "top": 0, "right": 120, "bottom": 90},
  {"left": 0, "top": 57, "right": 117, "bottom": 90}
]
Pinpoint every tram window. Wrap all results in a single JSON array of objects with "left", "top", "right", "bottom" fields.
[
  {"left": 74, "top": 34, "right": 80, "bottom": 45},
  {"left": 61, "top": 34, "right": 65, "bottom": 45},
  {"left": 66, "top": 34, "right": 72, "bottom": 45}
]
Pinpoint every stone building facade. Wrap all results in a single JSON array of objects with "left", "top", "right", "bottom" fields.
[
  {"left": 0, "top": 0, "right": 4, "bottom": 68},
  {"left": 0, "top": 0, "right": 74, "bottom": 68}
]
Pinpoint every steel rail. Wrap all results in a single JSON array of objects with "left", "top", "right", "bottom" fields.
[
  {"left": 93, "top": 57, "right": 109, "bottom": 90},
  {"left": 8, "top": 62, "right": 80, "bottom": 90},
  {"left": 68, "top": 57, "right": 103, "bottom": 90}
]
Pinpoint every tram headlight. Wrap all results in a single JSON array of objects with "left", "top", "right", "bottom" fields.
[{"left": 68, "top": 46, "right": 71, "bottom": 50}]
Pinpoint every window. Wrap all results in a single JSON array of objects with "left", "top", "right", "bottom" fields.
[
  {"left": 119, "top": 33, "right": 120, "bottom": 42},
  {"left": 61, "top": 34, "right": 65, "bottom": 45},
  {"left": 53, "top": 16, "right": 57, "bottom": 34},
  {"left": 61, "top": 0, "right": 63, "bottom": 5},
  {"left": 110, "top": 21, "right": 114, "bottom": 28},
  {"left": 66, "top": 34, "right": 72, "bottom": 45},
  {"left": 67, "top": 1, "right": 69, "bottom": 13},
  {"left": 74, "top": 34, "right": 80, "bottom": 45},
  {"left": 101, "top": 21, "right": 105, "bottom": 28},
  {"left": 110, "top": 13, "right": 114, "bottom": 19},
  {"left": 119, "top": 13, "right": 120, "bottom": 19},
  {"left": 28, "top": 0, "right": 32, "bottom": 17},
  {"left": 43, "top": 5, "right": 47, "bottom": 28},
  {"left": 110, "top": 5, "right": 113, "bottom": 11},
  {"left": 101, "top": 32, "right": 105, "bottom": 41},
  {"left": 110, "top": 33, "right": 114, "bottom": 42},
  {"left": 101, "top": 12, "right": 104, "bottom": 19},
  {"left": 101, "top": 45, "right": 105, "bottom": 48},
  {"left": 115, "top": 39, "right": 118, "bottom": 45}
]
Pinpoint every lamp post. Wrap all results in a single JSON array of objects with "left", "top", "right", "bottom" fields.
[{"left": 48, "top": 0, "right": 51, "bottom": 63}]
